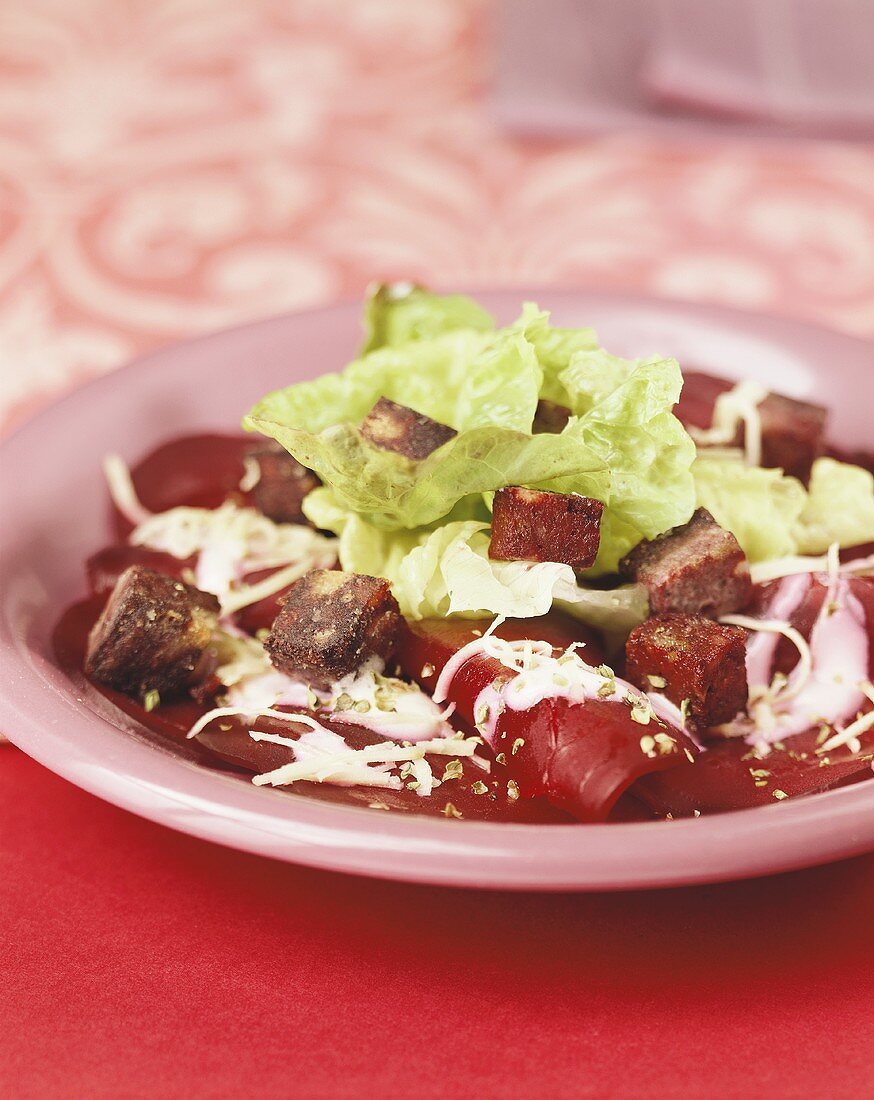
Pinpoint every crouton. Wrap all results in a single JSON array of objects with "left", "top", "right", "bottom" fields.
[
  {"left": 625, "top": 614, "right": 748, "bottom": 728},
  {"left": 245, "top": 439, "right": 320, "bottom": 525},
  {"left": 264, "top": 569, "right": 401, "bottom": 688},
  {"left": 619, "top": 508, "right": 751, "bottom": 617},
  {"left": 532, "top": 398, "right": 571, "bottom": 435},
  {"left": 488, "top": 486, "right": 603, "bottom": 570},
  {"left": 757, "top": 393, "right": 827, "bottom": 482},
  {"left": 360, "top": 397, "right": 456, "bottom": 460},
  {"left": 85, "top": 566, "right": 219, "bottom": 700},
  {"left": 677, "top": 372, "right": 827, "bottom": 481}
]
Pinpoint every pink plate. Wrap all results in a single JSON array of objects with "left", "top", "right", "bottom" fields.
[{"left": 1, "top": 290, "right": 872, "bottom": 890}]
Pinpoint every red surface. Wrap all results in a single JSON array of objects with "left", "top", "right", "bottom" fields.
[{"left": 2, "top": 750, "right": 873, "bottom": 1099}]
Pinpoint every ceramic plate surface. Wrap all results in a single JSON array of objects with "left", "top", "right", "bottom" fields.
[{"left": 2, "top": 290, "right": 872, "bottom": 890}]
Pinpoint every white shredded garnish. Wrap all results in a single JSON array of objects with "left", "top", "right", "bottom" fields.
[
  {"left": 220, "top": 559, "right": 317, "bottom": 614},
  {"left": 238, "top": 455, "right": 261, "bottom": 493},
  {"left": 250, "top": 732, "right": 479, "bottom": 788},
  {"left": 103, "top": 453, "right": 153, "bottom": 526},
  {"left": 720, "top": 615, "right": 813, "bottom": 709},
  {"left": 408, "top": 758, "right": 436, "bottom": 797},
  {"left": 127, "top": 499, "right": 336, "bottom": 614},
  {"left": 432, "top": 616, "right": 505, "bottom": 703},
  {"left": 186, "top": 705, "right": 322, "bottom": 740},
  {"left": 688, "top": 380, "right": 767, "bottom": 466},
  {"left": 103, "top": 454, "right": 337, "bottom": 614},
  {"left": 719, "top": 575, "right": 871, "bottom": 752},
  {"left": 432, "top": 615, "right": 672, "bottom": 750},
  {"left": 749, "top": 552, "right": 874, "bottom": 585},
  {"left": 818, "top": 709, "right": 874, "bottom": 755},
  {"left": 325, "top": 666, "right": 456, "bottom": 742},
  {"left": 824, "top": 542, "right": 841, "bottom": 615}
]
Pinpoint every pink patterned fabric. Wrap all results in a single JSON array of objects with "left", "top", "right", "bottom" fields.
[{"left": 1, "top": 0, "right": 873, "bottom": 434}]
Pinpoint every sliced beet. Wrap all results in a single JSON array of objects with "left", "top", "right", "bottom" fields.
[{"left": 398, "top": 615, "right": 698, "bottom": 823}]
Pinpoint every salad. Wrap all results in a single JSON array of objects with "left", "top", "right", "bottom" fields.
[{"left": 54, "top": 286, "right": 874, "bottom": 824}]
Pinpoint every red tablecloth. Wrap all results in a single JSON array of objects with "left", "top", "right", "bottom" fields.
[
  {"left": 3, "top": 2, "right": 874, "bottom": 1095},
  {"left": 2, "top": 750, "right": 873, "bottom": 1099}
]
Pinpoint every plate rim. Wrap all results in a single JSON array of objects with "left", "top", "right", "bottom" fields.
[{"left": 2, "top": 289, "right": 873, "bottom": 890}]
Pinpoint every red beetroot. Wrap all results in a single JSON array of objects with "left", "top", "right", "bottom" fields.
[
  {"left": 87, "top": 544, "right": 192, "bottom": 595},
  {"left": 634, "top": 726, "right": 873, "bottom": 817},
  {"left": 113, "top": 433, "right": 321, "bottom": 538},
  {"left": 634, "top": 573, "right": 874, "bottom": 816},
  {"left": 399, "top": 616, "right": 698, "bottom": 823}
]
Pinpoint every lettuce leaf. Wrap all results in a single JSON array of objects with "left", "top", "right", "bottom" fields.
[
  {"left": 304, "top": 492, "right": 648, "bottom": 634},
  {"left": 693, "top": 457, "right": 808, "bottom": 561},
  {"left": 692, "top": 454, "right": 874, "bottom": 561},
  {"left": 546, "top": 356, "right": 697, "bottom": 571},
  {"left": 361, "top": 283, "right": 493, "bottom": 353},
  {"left": 511, "top": 302, "right": 599, "bottom": 405},
  {"left": 795, "top": 458, "right": 874, "bottom": 553},
  {"left": 559, "top": 349, "right": 641, "bottom": 415},
  {"left": 245, "top": 322, "right": 612, "bottom": 531},
  {"left": 248, "top": 325, "right": 694, "bottom": 575}
]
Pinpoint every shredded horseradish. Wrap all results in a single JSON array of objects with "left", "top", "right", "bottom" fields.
[
  {"left": 103, "top": 454, "right": 153, "bottom": 526},
  {"left": 720, "top": 615, "right": 814, "bottom": 706},
  {"left": 688, "top": 380, "right": 767, "bottom": 466},
  {"left": 248, "top": 725, "right": 478, "bottom": 791},
  {"left": 432, "top": 615, "right": 674, "bottom": 752},
  {"left": 719, "top": 573, "right": 872, "bottom": 754},
  {"left": 238, "top": 455, "right": 261, "bottom": 492},
  {"left": 103, "top": 455, "right": 337, "bottom": 615},
  {"left": 196, "top": 633, "right": 459, "bottom": 745},
  {"left": 323, "top": 667, "right": 456, "bottom": 742},
  {"left": 749, "top": 549, "right": 874, "bottom": 586}
]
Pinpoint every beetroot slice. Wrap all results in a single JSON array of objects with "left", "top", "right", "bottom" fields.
[{"left": 398, "top": 616, "right": 698, "bottom": 823}]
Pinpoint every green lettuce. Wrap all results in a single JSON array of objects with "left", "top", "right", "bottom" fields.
[
  {"left": 795, "top": 458, "right": 874, "bottom": 553},
  {"left": 546, "top": 356, "right": 697, "bottom": 570},
  {"left": 304, "top": 492, "right": 648, "bottom": 634},
  {"left": 692, "top": 455, "right": 874, "bottom": 562},
  {"left": 510, "top": 303, "right": 599, "bottom": 405},
  {"left": 361, "top": 283, "right": 493, "bottom": 353},
  {"left": 693, "top": 457, "right": 806, "bottom": 561},
  {"left": 246, "top": 320, "right": 695, "bottom": 571}
]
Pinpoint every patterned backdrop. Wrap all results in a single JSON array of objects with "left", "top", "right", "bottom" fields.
[{"left": 1, "top": 0, "right": 873, "bottom": 434}]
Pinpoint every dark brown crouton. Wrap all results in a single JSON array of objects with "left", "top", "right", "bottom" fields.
[
  {"left": 677, "top": 372, "right": 827, "bottom": 482},
  {"left": 757, "top": 393, "right": 827, "bottom": 482},
  {"left": 619, "top": 508, "right": 751, "bottom": 617},
  {"left": 488, "top": 487, "right": 603, "bottom": 570},
  {"left": 625, "top": 614, "right": 748, "bottom": 728},
  {"left": 245, "top": 439, "right": 320, "bottom": 525},
  {"left": 85, "top": 566, "right": 219, "bottom": 700},
  {"left": 532, "top": 398, "right": 571, "bottom": 435},
  {"left": 360, "top": 397, "right": 457, "bottom": 460},
  {"left": 265, "top": 569, "right": 401, "bottom": 689}
]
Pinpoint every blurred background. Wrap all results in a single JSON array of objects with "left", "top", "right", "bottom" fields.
[{"left": 1, "top": 0, "right": 872, "bottom": 434}]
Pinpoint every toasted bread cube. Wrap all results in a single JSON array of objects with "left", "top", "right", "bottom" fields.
[
  {"left": 488, "top": 486, "right": 603, "bottom": 570},
  {"left": 85, "top": 566, "right": 219, "bottom": 700},
  {"left": 677, "top": 373, "right": 827, "bottom": 482},
  {"left": 757, "top": 393, "right": 827, "bottom": 482},
  {"left": 360, "top": 397, "right": 456, "bottom": 460},
  {"left": 265, "top": 569, "right": 401, "bottom": 688},
  {"left": 620, "top": 508, "right": 751, "bottom": 617},
  {"left": 532, "top": 398, "right": 571, "bottom": 435},
  {"left": 625, "top": 614, "right": 748, "bottom": 728},
  {"left": 246, "top": 440, "right": 320, "bottom": 525}
]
